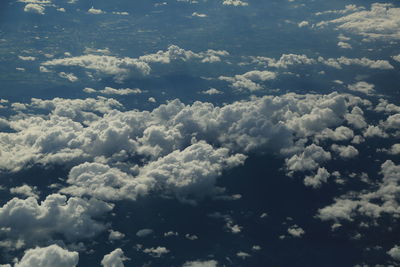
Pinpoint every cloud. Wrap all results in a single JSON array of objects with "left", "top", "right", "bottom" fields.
[
  {"left": 318, "top": 160, "right": 400, "bottom": 222},
  {"left": 201, "top": 88, "right": 223, "bottom": 95},
  {"left": 138, "top": 45, "right": 229, "bottom": 64},
  {"left": 108, "top": 230, "right": 125, "bottom": 241},
  {"left": 42, "top": 55, "right": 151, "bottom": 82},
  {"left": 347, "top": 81, "right": 375, "bottom": 95},
  {"left": 24, "top": 4, "right": 45, "bottom": 15},
  {"left": 10, "top": 184, "right": 40, "bottom": 199},
  {"left": 58, "top": 72, "right": 78, "bottom": 82},
  {"left": 388, "top": 245, "right": 400, "bottom": 261},
  {"left": 298, "top": 21, "right": 309, "bottom": 28},
  {"left": 99, "top": 87, "right": 142, "bottom": 95},
  {"left": 14, "top": 245, "right": 78, "bottom": 267},
  {"left": 337, "top": 41, "right": 352, "bottom": 49},
  {"left": 219, "top": 70, "right": 277, "bottom": 91},
  {"left": 317, "top": 3, "right": 400, "bottom": 41},
  {"left": 88, "top": 7, "right": 105, "bottom": 15},
  {"left": 136, "top": 229, "right": 154, "bottom": 237},
  {"left": 287, "top": 225, "right": 305, "bottom": 237},
  {"left": 42, "top": 46, "right": 228, "bottom": 82},
  {"left": 143, "top": 247, "right": 170, "bottom": 258},
  {"left": 0, "top": 194, "right": 113, "bottom": 249},
  {"left": 304, "top": 167, "right": 330, "bottom": 188},
  {"left": 285, "top": 144, "right": 331, "bottom": 173},
  {"left": 222, "top": 0, "right": 248, "bottom": 6},
  {"left": 101, "top": 248, "right": 128, "bottom": 267},
  {"left": 182, "top": 260, "right": 218, "bottom": 267}
]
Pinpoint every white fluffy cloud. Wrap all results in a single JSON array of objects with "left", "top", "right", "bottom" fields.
[
  {"left": 304, "top": 167, "right": 330, "bottom": 188},
  {"left": 142, "top": 246, "right": 169, "bottom": 258},
  {"left": 347, "top": 81, "right": 375, "bottom": 95},
  {"left": 101, "top": 248, "right": 128, "bottom": 267},
  {"left": 318, "top": 160, "right": 400, "bottom": 222},
  {"left": 14, "top": 245, "right": 78, "bottom": 267},
  {"left": 318, "top": 3, "right": 400, "bottom": 41},
  {"left": 24, "top": 4, "right": 45, "bottom": 15},
  {"left": 0, "top": 194, "right": 113, "bottom": 248},
  {"left": 222, "top": 0, "right": 248, "bottom": 6},
  {"left": 62, "top": 142, "right": 246, "bottom": 203},
  {"left": 42, "top": 54, "right": 150, "bottom": 82},
  {"left": 219, "top": 70, "right": 277, "bottom": 91},
  {"left": 388, "top": 245, "right": 400, "bottom": 261}
]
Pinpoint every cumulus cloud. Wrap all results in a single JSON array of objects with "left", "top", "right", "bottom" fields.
[
  {"left": 318, "top": 160, "right": 400, "bottom": 222},
  {"left": 101, "top": 248, "right": 128, "bottom": 267},
  {"left": 143, "top": 246, "right": 169, "bottom": 258},
  {"left": 285, "top": 144, "right": 331, "bottom": 173},
  {"left": 14, "top": 245, "right": 78, "bottom": 267},
  {"left": 42, "top": 46, "right": 228, "bottom": 82},
  {"left": 0, "top": 194, "right": 113, "bottom": 248},
  {"left": 331, "top": 144, "right": 358, "bottom": 159},
  {"left": 388, "top": 245, "right": 400, "bottom": 261},
  {"left": 138, "top": 45, "right": 229, "bottom": 64},
  {"left": 88, "top": 7, "right": 105, "bottom": 15},
  {"left": 10, "top": 184, "right": 40, "bottom": 199},
  {"left": 287, "top": 225, "right": 305, "bottom": 237},
  {"left": 42, "top": 54, "right": 150, "bottom": 82},
  {"left": 304, "top": 167, "right": 330, "bottom": 188},
  {"left": 24, "top": 4, "right": 45, "bottom": 15},
  {"left": 347, "top": 81, "right": 375, "bottom": 95},
  {"left": 219, "top": 70, "right": 277, "bottom": 91},
  {"left": 250, "top": 54, "right": 392, "bottom": 70},
  {"left": 0, "top": 92, "right": 373, "bottom": 198},
  {"left": 317, "top": 3, "right": 400, "bottom": 41}
]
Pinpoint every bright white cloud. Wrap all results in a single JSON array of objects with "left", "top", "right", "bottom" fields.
[{"left": 14, "top": 245, "right": 78, "bottom": 267}]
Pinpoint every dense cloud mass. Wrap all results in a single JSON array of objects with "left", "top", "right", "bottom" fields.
[
  {"left": 0, "top": 194, "right": 113, "bottom": 249},
  {"left": 3, "top": 0, "right": 400, "bottom": 265}
]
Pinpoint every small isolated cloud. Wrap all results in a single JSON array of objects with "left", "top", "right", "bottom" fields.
[
  {"left": 201, "top": 88, "right": 223, "bottom": 95},
  {"left": 24, "top": 4, "right": 45, "bottom": 15},
  {"left": 18, "top": 56, "right": 36, "bottom": 61},
  {"left": 88, "top": 7, "right": 105, "bottom": 15},
  {"left": 136, "top": 229, "right": 154, "bottom": 237},
  {"left": 347, "top": 81, "right": 375, "bottom": 95},
  {"left": 182, "top": 260, "right": 218, "bottom": 267},
  {"left": 219, "top": 70, "right": 277, "bottom": 91},
  {"left": 287, "top": 225, "right": 305, "bottom": 237},
  {"left": 58, "top": 72, "right": 78, "bottom": 82},
  {"left": 337, "top": 41, "right": 352, "bottom": 49},
  {"left": 101, "top": 248, "right": 128, "bottom": 267},
  {"left": 298, "top": 21, "right": 309, "bottom": 28},
  {"left": 192, "top": 12, "right": 207, "bottom": 17},
  {"left": 223, "top": 0, "right": 248, "bottom": 6},
  {"left": 14, "top": 244, "right": 78, "bottom": 267},
  {"left": 108, "top": 230, "right": 125, "bottom": 241},
  {"left": 236, "top": 251, "right": 251, "bottom": 259},
  {"left": 99, "top": 87, "right": 142, "bottom": 95},
  {"left": 143, "top": 246, "right": 169, "bottom": 258}
]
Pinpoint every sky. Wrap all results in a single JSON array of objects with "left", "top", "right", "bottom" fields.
[{"left": 1, "top": 0, "right": 400, "bottom": 266}]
